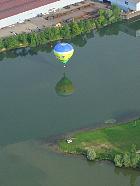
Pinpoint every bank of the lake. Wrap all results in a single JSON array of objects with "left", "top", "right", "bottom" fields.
[
  {"left": 58, "top": 119, "right": 140, "bottom": 170},
  {"left": 0, "top": 5, "right": 121, "bottom": 53}
]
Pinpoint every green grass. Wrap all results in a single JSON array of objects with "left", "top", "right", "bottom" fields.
[{"left": 58, "top": 119, "right": 140, "bottom": 156}]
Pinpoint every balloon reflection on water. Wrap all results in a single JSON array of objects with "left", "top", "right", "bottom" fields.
[{"left": 55, "top": 73, "right": 75, "bottom": 96}]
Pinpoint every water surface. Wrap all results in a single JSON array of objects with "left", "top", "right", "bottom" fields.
[{"left": 0, "top": 21, "right": 140, "bottom": 185}]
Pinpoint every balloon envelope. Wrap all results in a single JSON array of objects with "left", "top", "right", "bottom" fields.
[{"left": 53, "top": 43, "right": 74, "bottom": 64}]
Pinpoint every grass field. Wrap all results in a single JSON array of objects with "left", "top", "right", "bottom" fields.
[{"left": 58, "top": 119, "right": 140, "bottom": 157}]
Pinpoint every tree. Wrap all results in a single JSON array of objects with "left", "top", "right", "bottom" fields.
[
  {"left": 97, "top": 15, "right": 107, "bottom": 26},
  {"left": 78, "top": 20, "right": 86, "bottom": 33},
  {"left": 111, "top": 5, "right": 121, "bottom": 19},
  {"left": 3, "top": 36, "right": 19, "bottom": 49},
  {"left": 70, "top": 21, "right": 81, "bottom": 36},
  {"left": 86, "top": 148, "right": 96, "bottom": 161},
  {"left": 130, "top": 144, "right": 139, "bottom": 168},
  {"left": 36, "top": 32, "right": 47, "bottom": 45},
  {"left": 99, "top": 9, "right": 106, "bottom": 17},
  {"left": 0, "top": 39, "right": 4, "bottom": 49},
  {"left": 123, "top": 153, "right": 131, "bottom": 168},
  {"left": 27, "top": 33, "right": 37, "bottom": 47},
  {"left": 51, "top": 27, "right": 61, "bottom": 40},
  {"left": 114, "top": 154, "right": 123, "bottom": 167},
  {"left": 18, "top": 34, "right": 28, "bottom": 45},
  {"left": 84, "top": 19, "right": 96, "bottom": 32},
  {"left": 43, "top": 28, "right": 50, "bottom": 40},
  {"left": 108, "top": 15, "right": 116, "bottom": 24},
  {"left": 44, "top": 28, "right": 55, "bottom": 41},
  {"left": 105, "top": 9, "right": 113, "bottom": 19},
  {"left": 44, "top": 27, "right": 60, "bottom": 41},
  {"left": 60, "top": 24, "right": 71, "bottom": 38}
]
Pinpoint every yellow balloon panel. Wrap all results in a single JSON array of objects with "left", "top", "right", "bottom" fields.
[{"left": 54, "top": 51, "right": 74, "bottom": 64}]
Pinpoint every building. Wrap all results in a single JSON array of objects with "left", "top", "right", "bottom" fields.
[
  {"left": 0, "top": 0, "right": 84, "bottom": 29},
  {"left": 100, "top": 0, "right": 140, "bottom": 11}
]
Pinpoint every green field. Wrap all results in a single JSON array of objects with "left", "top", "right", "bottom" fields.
[{"left": 58, "top": 119, "right": 140, "bottom": 158}]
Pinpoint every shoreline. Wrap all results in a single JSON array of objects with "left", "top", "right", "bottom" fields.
[
  {"left": 0, "top": 5, "right": 121, "bottom": 54},
  {"left": 46, "top": 117, "right": 140, "bottom": 171},
  {"left": 45, "top": 114, "right": 140, "bottom": 146}
]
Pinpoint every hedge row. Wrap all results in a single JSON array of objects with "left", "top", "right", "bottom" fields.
[{"left": 0, "top": 5, "right": 121, "bottom": 51}]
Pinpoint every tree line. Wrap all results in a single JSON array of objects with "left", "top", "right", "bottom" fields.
[
  {"left": 0, "top": 5, "right": 121, "bottom": 51},
  {"left": 86, "top": 144, "right": 140, "bottom": 169},
  {"left": 114, "top": 144, "right": 140, "bottom": 169}
]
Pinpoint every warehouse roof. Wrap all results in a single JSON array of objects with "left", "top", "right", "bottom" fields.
[{"left": 0, "top": 0, "right": 58, "bottom": 20}]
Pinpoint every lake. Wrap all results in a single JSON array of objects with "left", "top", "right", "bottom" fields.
[{"left": 0, "top": 21, "right": 140, "bottom": 185}]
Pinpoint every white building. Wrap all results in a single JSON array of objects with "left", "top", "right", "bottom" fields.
[
  {"left": 100, "top": 0, "right": 140, "bottom": 11},
  {"left": 0, "top": 0, "right": 84, "bottom": 29}
]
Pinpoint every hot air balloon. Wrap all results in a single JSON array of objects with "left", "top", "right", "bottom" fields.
[{"left": 53, "top": 43, "right": 74, "bottom": 65}]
